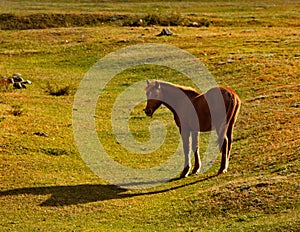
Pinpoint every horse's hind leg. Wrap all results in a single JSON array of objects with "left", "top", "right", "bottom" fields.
[
  {"left": 219, "top": 138, "right": 229, "bottom": 174},
  {"left": 217, "top": 127, "right": 229, "bottom": 174},
  {"left": 224, "top": 102, "right": 241, "bottom": 171},
  {"left": 226, "top": 118, "right": 234, "bottom": 162},
  {"left": 191, "top": 131, "right": 201, "bottom": 174},
  {"left": 218, "top": 101, "right": 240, "bottom": 174}
]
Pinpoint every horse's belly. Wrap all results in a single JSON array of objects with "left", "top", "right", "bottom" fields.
[
  {"left": 188, "top": 116, "right": 212, "bottom": 132},
  {"left": 199, "top": 122, "right": 212, "bottom": 132},
  {"left": 198, "top": 109, "right": 212, "bottom": 132}
]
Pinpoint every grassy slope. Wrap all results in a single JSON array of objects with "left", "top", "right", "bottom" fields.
[{"left": 0, "top": 1, "right": 299, "bottom": 231}]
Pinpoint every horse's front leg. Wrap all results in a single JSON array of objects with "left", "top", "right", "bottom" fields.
[
  {"left": 180, "top": 129, "right": 191, "bottom": 178},
  {"left": 191, "top": 131, "right": 201, "bottom": 174}
]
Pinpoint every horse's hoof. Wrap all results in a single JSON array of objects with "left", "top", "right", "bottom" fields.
[
  {"left": 180, "top": 166, "right": 190, "bottom": 178},
  {"left": 218, "top": 169, "right": 227, "bottom": 175},
  {"left": 180, "top": 172, "right": 189, "bottom": 178},
  {"left": 192, "top": 169, "right": 200, "bottom": 175}
]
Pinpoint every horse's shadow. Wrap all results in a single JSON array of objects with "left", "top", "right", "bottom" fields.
[{"left": 0, "top": 175, "right": 216, "bottom": 206}]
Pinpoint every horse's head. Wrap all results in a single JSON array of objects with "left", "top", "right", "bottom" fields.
[{"left": 144, "top": 80, "right": 163, "bottom": 117}]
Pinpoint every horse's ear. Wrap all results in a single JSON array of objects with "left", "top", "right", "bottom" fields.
[
  {"left": 154, "top": 81, "right": 160, "bottom": 89},
  {"left": 146, "top": 80, "right": 150, "bottom": 85}
]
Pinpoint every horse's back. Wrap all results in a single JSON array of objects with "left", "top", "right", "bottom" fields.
[{"left": 205, "top": 86, "right": 240, "bottom": 106}]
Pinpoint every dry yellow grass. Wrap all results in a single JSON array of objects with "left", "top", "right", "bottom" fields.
[{"left": 0, "top": 1, "right": 299, "bottom": 231}]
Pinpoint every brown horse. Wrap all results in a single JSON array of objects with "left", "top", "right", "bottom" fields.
[{"left": 144, "top": 80, "right": 241, "bottom": 178}]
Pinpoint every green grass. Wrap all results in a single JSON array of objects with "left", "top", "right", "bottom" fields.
[
  {"left": 1, "top": 0, "right": 300, "bottom": 231},
  {"left": 1, "top": 0, "right": 299, "bottom": 29}
]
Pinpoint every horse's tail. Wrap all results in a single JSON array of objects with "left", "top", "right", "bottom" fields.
[
  {"left": 218, "top": 87, "right": 241, "bottom": 150},
  {"left": 227, "top": 91, "right": 241, "bottom": 126}
]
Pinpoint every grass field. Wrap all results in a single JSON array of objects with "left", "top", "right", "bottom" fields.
[{"left": 0, "top": 0, "right": 299, "bottom": 231}]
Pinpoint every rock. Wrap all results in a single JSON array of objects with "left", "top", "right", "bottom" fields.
[
  {"left": 12, "top": 73, "right": 24, "bottom": 82},
  {"left": 23, "top": 80, "right": 32, "bottom": 85},
  {"left": 10, "top": 73, "right": 32, "bottom": 89},
  {"left": 33, "top": 131, "right": 48, "bottom": 137},
  {"left": 1, "top": 73, "right": 32, "bottom": 89},
  {"left": 137, "top": 19, "right": 143, "bottom": 26},
  {"left": 191, "top": 22, "right": 199, "bottom": 27},
  {"left": 242, "top": 29, "right": 256, "bottom": 33},
  {"left": 156, "top": 28, "right": 173, "bottom": 36},
  {"left": 13, "top": 82, "right": 23, "bottom": 89},
  {"left": 0, "top": 76, "right": 13, "bottom": 85}
]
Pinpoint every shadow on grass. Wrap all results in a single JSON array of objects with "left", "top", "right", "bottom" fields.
[{"left": 0, "top": 175, "right": 216, "bottom": 206}]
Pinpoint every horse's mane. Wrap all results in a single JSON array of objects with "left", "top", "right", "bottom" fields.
[{"left": 157, "top": 81, "right": 201, "bottom": 98}]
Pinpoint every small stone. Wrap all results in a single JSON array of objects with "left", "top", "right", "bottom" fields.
[
  {"left": 156, "top": 28, "right": 173, "bottom": 36},
  {"left": 33, "top": 132, "right": 48, "bottom": 137}
]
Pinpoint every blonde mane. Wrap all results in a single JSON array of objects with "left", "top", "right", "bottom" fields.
[{"left": 148, "top": 80, "right": 201, "bottom": 98}]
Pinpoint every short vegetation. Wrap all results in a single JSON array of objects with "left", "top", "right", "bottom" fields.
[{"left": 0, "top": 0, "right": 299, "bottom": 231}]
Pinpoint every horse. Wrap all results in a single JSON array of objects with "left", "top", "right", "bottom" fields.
[{"left": 144, "top": 80, "right": 241, "bottom": 178}]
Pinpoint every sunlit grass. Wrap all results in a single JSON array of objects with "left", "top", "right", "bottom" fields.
[{"left": 0, "top": 0, "right": 299, "bottom": 231}]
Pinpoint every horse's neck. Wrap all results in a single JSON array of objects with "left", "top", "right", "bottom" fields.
[
  {"left": 161, "top": 84, "right": 196, "bottom": 114},
  {"left": 161, "top": 83, "right": 199, "bottom": 103},
  {"left": 160, "top": 84, "right": 179, "bottom": 114},
  {"left": 161, "top": 84, "right": 177, "bottom": 98},
  {"left": 161, "top": 89, "right": 180, "bottom": 126}
]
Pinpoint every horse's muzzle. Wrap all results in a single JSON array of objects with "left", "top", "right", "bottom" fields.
[{"left": 143, "top": 108, "right": 153, "bottom": 117}]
